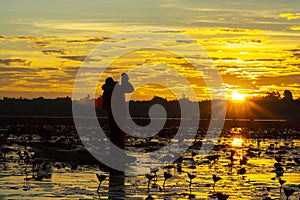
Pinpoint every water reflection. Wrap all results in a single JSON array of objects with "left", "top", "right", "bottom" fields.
[
  {"left": 0, "top": 126, "right": 300, "bottom": 199},
  {"left": 108, "top": 169, "right": 125, "bottom": 200},
  {"left": 231, "top": 138, "right": 243, "bottom": 147}
]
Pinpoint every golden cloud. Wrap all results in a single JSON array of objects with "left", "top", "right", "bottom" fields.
[
  {"left": 279, "top": 13, "right": 300, "bottom": 20},
  {"left": 0, "top": 58, "right": 32, "bottom": 66},
  {"left": 290, "top": 26, "right": 300, "bottom": 31}
]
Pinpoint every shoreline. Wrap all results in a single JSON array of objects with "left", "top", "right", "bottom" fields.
[{"left": 0, "top": 116, "right": 300, "bottom": 129}]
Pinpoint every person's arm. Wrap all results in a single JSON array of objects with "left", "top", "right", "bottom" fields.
[{"left": 122, "top": 81, "right": 134, "bottom": 93}]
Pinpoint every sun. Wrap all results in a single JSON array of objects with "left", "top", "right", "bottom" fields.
[{"left": 231, "top": 91, "right": 245, "bottom": 101}]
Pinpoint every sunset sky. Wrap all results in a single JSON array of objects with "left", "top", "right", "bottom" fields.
[{"left": 1, "top": 0, "right": 300, "bottom": 100}]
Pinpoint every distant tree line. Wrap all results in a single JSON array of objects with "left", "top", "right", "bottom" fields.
[
  {"left": 0, "top": 97, "right": 72, "bottom": 116},
  {"left": 0, "top": 90, "right": 299, "bottom": 119}
]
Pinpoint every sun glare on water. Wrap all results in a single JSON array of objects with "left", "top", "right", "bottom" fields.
[{"left": 232, "top": 138, "right": 243, "bottom": 147}]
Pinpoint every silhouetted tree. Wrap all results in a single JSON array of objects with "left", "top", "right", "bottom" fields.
[
  {"left": 283, "top": 90, "right": 293, "bottom": 101},
  {"left": 1, "top": 90, "right": 300, "bottom": 119},
  {"left": 265, "top": 91, "right": 281, "bottom": 101}
]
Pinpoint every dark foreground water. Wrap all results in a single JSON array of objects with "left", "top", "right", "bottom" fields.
[{"left": 0, "top": 122, "right": 299, "bottom": 199}]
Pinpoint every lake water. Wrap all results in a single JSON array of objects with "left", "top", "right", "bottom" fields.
[{"left": 0, "top": 124, "right": 299, "bottom": 199}]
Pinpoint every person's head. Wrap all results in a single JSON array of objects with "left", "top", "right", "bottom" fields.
[
  {"left": 102, "top": 77, "right": 116, "bottom": 90},
  {"left": 121, "top": 73, "right": 129, "bottom": 82},
  {"left": 105, "top": 77, "right": 114, "bottom": 84}
]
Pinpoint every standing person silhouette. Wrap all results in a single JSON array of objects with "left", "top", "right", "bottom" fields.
[
  {"left": 112, "top": 73, "right": 134, "bottom": 150},
  {"left": 101, "top": 77, "right": 117, "bottom": 145},
  {"left": 101, "top": 74, "right": 134, "bottom": 199},
  {"left": 102, "top": 73, "right": 134, "bottom": 150}
]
